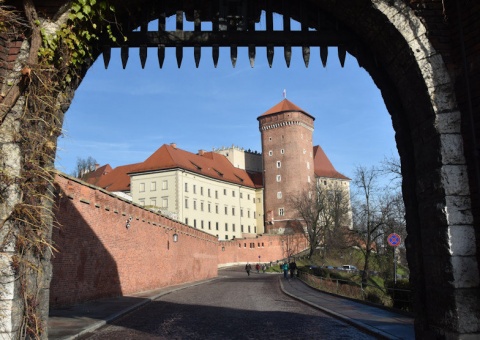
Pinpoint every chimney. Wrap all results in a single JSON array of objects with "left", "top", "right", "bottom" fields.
[
  {"left": 170, "top": 143, "right": 177, "bottom": 149},
  {"left": 95, "top": 163, "right": 99, "bottom": 170},
  {"left": 198, "top": 149, "right": 205, "bottom": 156}
]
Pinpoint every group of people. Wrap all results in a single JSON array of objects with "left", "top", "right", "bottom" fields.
[
  {"left": 245, "top": 260, "right": 297, "bottom": 279},
  {"left": 245, "top": 263, "right": 267, "bottom": 276},
  {"left": 281, "top": 260, "right": 297, "bottom": 279}
]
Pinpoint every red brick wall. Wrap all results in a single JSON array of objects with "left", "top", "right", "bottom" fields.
[
  {"left": 51, "top": 174, "right": 307, "bottom": 307},
  {"left": 51, "top": 174, "right": 219, "bottom": 307},
  {"left": 217, "top": 234, "right": 308, "bottom": 267}
]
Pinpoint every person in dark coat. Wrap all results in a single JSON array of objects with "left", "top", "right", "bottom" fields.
[
  {"left": 245, "top": 263, "right": 252, "bottom": 276},
  {"left": 289, "top": 260, "right": 297, "bottom": 279}
]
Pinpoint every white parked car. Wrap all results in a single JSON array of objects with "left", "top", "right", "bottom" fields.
[{"left": 342, "top": 265, "right": 358, "bottom": 272}]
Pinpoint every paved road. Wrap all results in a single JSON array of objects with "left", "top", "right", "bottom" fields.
[{"left": 80, "top": 268, "right": 375, "bottom": 339}]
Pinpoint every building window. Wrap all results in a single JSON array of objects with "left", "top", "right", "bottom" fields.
[
  {"left": 240, "top": 192, "right": 243, "bottom": 199},
  {"left": 279, "top": 208, "right": 285, "bottom": 216},
  {"left": 224, "top": 189, "right": 227, "bottom": 195},
  {"left": 268, "top": 150, "right": 273, "bottom": 156},
  {"left": 277, "top": 191, "right": 282, "bottom": 199},
  {"left": 307, "top": 161, "right": 310, "bottom": 169},
  {"left": 276, "top": 161, "right": 281, "bottom": 168},
  {"left": 201, "top": 201, "right": 204, "bottom": 211},
  {"left": 193, "top": 185, "right": 196, "bottom": 194},
  {"left": 162, "top": 197, "right": 168, "bottom": 208},
  {"left": 324, "top": 180, "right": 327, "bottom": 185},
  {"left": 150, "top": 181, "right": 156, "bottom": 191},
  {"left": 193, "top": 200, "right": 197, "bottom": 210},
  {"left": 185, "top": 183, "right": 188, "bottom": 192},
  {"left": 208, "top": 188, "right": 211, "bottom": 197},
  {"left": 225, "top": 235, "right": 229, "bottom": 240},
  {"left": 241, "top": 209, "right": 244, "bottom": 217},
  {"left": 232, "top": 190, "right": 235, "bottom": 197},
  {"left": 208, "top": 203, "right": 211, "bottom": 212},
  {"left": 224, "top": 206, "right": 228, "bottom": 215},
  {"left": 255, "top": 227, "right": 257, "bottom": 233},
  {"left": 185, "top": 198, "right": 189, "bottom": 208},
  {"left": 258, "top": 198, "right": 261, "bottom": 203},
  {"left": 215, "top": 190, "right": 218, "bottom": 199},
  {"left": 139, "top": 198, "right": 145, "bottom": 206},
  {"left": 150, "top": 198, "right": 156, "bottom": 207},
  {"left": 276, "top": 175, "right": 281, "bottom": 182},
  {"left": 232, "top": 207, "right": 235, "bottom": 216},
  {"left": 139, "top": 183, "right": 145, "bottom": 192},
  {"left": 269, "top": 137, "right": 272, "bottom": 141},
  {"left": 247, "top": 194, "right": 250, "bottom": 200},
  {"left": 232, "top": 224, "right": 236, "bottom": 232},
  {"left": 208, "top": 221, "right": 211, "bottom": 230},
  {"left": 225, "top": 223, "right": 228, "bottom": 231},
  {"left": 241, "top": 225, "right": 244, "bottom": 232},
  {"left": 248, "top": 225, "right": 251, "bottom": 233},
  {"left": 216, "top": 222, "right": 219, "bottom": 230},
  {"left": 281, "top": 149, "right": 285, "bottom": 154},
  {"left": 216, "top": 205, "right": 219, "bottom": 214},
  {"left": 185, "top": 217, "right": 188, "bottom": 225},
  {"left": 201, "top": 187, "right": 204, "bottom": 195},
  {"left": 201, "top": 220, "right": 204, "bottom": 229},
  {"left": 194, "top": 219, "right": 197, "bottom": 228},
  {"left": 248, "top": 210, "right": 250, "bottom": 218}
]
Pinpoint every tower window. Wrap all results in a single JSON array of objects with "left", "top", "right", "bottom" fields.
[
  {"left": 276, "top": 175, "right": 281, "bottom": 182},
  {"left": 279, "top": 208, "right": 285, "bottom": 216},
  {"left": 276, "top": 161, "right": 281, "bottom": 168},
  {"left": 281, "top": 149, "right": 285, "bottom": 154},
  {"left": 268, "top": 150, "right": 273, "bottom": 156},
  {"left": 277, "top": 191, "right": 282, "bottom": 199}
]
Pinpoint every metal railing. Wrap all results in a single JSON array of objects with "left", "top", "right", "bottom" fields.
[{"left": 298, "top": 271, "right": 413, "bottom": 311}]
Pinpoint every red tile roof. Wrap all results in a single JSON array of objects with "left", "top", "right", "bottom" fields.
[
  {"left": 313, "top": 145, "right": 350, "bottom": 180},
  {"left": 84, "top": 164, "right": 112, "bottom": 186},
  {"left": 258, "top": 99, "right": 315, "bottom": 120},
  {"left": 128, "top": 144, "right": 257, "bottom": 188},
  {"left": 94, "top": 163, "right": 141, "bottom": 192}
]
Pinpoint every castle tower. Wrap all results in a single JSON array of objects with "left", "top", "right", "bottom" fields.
[{"left": 257, "top": 99, "right": 315, "bottom": 233}]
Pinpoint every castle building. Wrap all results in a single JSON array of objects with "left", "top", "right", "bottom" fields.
[
  {"left": 258, "top": 99, "right": 350, "bottom": 233},
  {"left": 84, "top": 99, "right": 350, "bottom": 238}
]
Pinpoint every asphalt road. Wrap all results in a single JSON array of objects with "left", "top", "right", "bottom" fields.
[{"left": 81, "top": 267, "right": 375, "bottom": 339}]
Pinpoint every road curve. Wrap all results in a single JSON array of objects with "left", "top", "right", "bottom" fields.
[{"left": 82, "top": 267, "right": 375, "bottom": 339}]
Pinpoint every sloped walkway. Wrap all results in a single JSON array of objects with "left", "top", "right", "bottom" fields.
[{"left": 279, "top": 277, "right": 415, "bottom": 339}]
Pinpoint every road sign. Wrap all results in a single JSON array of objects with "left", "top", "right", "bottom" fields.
[{"left": 387, "top": 233, "right": 401, "bottom": 247}]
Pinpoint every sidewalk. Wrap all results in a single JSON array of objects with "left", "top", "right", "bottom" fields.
[{"left": 279, "top": 277, "right": 415, "bottom": 339}]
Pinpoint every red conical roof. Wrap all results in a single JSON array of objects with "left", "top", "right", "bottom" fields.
[{"left": 257, "top": 99, "right": 314, "bottom": 120}]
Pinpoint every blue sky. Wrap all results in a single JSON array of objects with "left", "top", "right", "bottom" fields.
[{"left": 54, "top": 18, "right": 397, "bottom": 180}]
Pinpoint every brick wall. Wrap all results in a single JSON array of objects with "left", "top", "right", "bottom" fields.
[
  {"left": 51, "top": 174, "right": 307, "bottom": 307},
  {"left": 51, "top": 174, "right": 219, "bottom": 307}
]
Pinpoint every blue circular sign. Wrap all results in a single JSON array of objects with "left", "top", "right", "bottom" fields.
[{"left": 388, "top": 233, "right": 401, "bottom": 247}]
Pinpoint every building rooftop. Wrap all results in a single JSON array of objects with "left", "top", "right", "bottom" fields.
[
  {"left": 313, "top": 145, "right": 350, "bottom": 180},
  {"left": 257, "top": 98, "right": 315, "bottom": 120}
]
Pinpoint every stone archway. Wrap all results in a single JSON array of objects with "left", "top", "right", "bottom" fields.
[{"left": 0, "top": 1, "right": 478, "bottom": 338}]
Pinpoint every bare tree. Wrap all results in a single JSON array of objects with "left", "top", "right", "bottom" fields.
[
  {"left": 289, "top": 182, "right": 351, "bottom": 258},
  {"left": 71, "top": 156, "right": 97, "bottom": 179},
  {"left": 350, "top": 165, "right": 406, "bottom": 283}
]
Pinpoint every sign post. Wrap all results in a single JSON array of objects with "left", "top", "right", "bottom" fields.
[{"left": 387, "top": 233, "right": 401, "bottom": 285}]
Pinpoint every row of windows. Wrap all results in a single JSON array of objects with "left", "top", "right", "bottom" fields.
[
  {"left": 184, "top": 198, "right": 255, "bottom": 217},
  {"left": 138, "top": 180, "right": 168, "bottom": 192},
  {"left": 184, "top": 219, "right": 256, "bottom": 234},
  {"left": 238, "top": 242, "right": 265, "bottom": 248},
  {"left": 184, "top": 183, "right": 255, "bottom": 201}
]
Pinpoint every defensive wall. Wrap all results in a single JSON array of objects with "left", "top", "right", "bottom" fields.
[{"left": 51, "top": 173, "right": 305, "bottom": 307}]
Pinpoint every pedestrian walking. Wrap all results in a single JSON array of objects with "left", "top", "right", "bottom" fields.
[
  {"left": 245, "top": 263, "right": 252, "bottom": 276},
  {"left": 283, "top": 262, "right": 289, "bottom": 279},
  {"left": 289, "top": 260, "right": 297, "bottom": 279},
  {"left": 256, "top": 263, "right": 260, "bottom": 273},
  {"left": 262, "top": 264, "right": 266, "bottom": 273}
]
